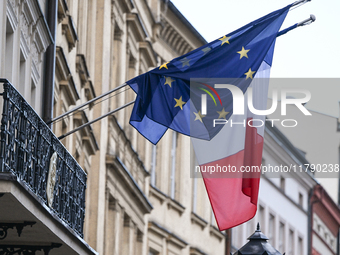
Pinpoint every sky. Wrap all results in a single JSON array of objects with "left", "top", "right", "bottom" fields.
[{"left": 170, "top": 0, "right": 340, "bottom": 116}]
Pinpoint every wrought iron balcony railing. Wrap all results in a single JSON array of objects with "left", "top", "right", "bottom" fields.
[{"left": 0, "top": 79, "right": 86, "bottom": 237}]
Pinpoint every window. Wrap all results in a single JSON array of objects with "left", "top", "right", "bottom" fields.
[
  {"left": 247, "top": 219, "right": 255, "bottom": 236},
  {"left": 298, "top": 237, "right": 303, "bottom": 255},
  {"left": 232, "top": 227, "right": 238, "bottom": 248},
  {"left": 192, "top": 177, "right": 197, "bottom": 213},
  {"left": 31, "top": 80, "right": 36, "bottom": 109},
  {"left": 191, "top": 150, "right": 199, "bottom": 212},
  {"left": 128, "top": 55, "right": 136, "bottom": 80},
  {"left": 150, "top": 145, "right": 157, "bottom": 186},
  {"left": 5, "top": 17, "right": 14, "bottom": 81},
  {"left": 62, "top": 120, "right": 68, "bottom": 147},
  {"left": 122, "top": 213, "right": 131, "bottom": 254},
  {"left": 325, "top": 233, "right": 329, "bottom": 241},
  {"left": 149, "top": 249, "right": 159, "bottom": 255},
  {"left": 76, "top": 0, "right": 89, "bottom": 54},
  {"left": 258, "top": 205, "right": 265, "bottom": 230},
  {"left": 299, "top": 192, "right": 303, "bottom": 207},
  {"left": 280, "top": 177, "right": 285, "bottom": 192},
  {"left": 192, "top": 171, "right": 205, "bottom": 217},
  {"left": 268, "top": 214, "right": 275, "bottom": 246},
  {"left": 278, "top": 222, "right": 285, "bottom": 252},
  {"left": 19, "top": 50, "right": 26, "bottom": 96},
  {"left": 170, "top": 131, "right": 178, "bottom": 199},
  {"left": 288, "top": 229, "right": 294, "bottom": 255}
]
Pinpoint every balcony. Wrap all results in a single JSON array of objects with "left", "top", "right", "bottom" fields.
[{"left": 0, "top": 79, "right": 96, "bottom": 254}]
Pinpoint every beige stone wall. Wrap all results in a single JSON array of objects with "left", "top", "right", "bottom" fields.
[{"left": 54, "top": 0, "right": 226, "bottom": 254}]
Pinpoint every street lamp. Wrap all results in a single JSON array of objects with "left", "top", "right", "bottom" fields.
[{"left": 233, "top": 223, "right": 284, "bottom": 255}]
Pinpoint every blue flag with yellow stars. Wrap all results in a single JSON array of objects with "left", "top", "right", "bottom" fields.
[{"left": 126, "top": 4, "right": 292, "bottom": 145}]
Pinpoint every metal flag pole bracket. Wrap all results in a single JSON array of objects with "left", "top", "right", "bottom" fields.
[
  {"left": 48, "top": 82, "right": 128, "bottom": 124},
  {"left": 297, "top": 14, "right": 316, "bottom": 26},
  {"left": 58, "top": 100, "right": 135, "bottom": 140},
  {"left": 277, "top": 14, "right": 316, "bottom": 37},
  {"left": 291, "top": 0, "right": 311, "bottom": 8}
]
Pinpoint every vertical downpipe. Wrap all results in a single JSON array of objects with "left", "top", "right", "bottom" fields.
[{"left": 42, "top": 0, "right": 58, "bottom": 127}]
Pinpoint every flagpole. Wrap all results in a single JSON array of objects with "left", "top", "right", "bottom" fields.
[
  {"left": 58, "top": 100, "right": 134, "bottom": 140},
  {"left": 291, "top": 0, "right": 311, "bottom": 8},
  {"left": 48, "top": 82, "right": 128, "bottom": 124},
  {"left": 277, "top": 14, "right": 316, "bottom": 37},
  {"left": 297, "top": 14, "right": 316, "bottom": 26},
  {"left": 225, "top": 229, "right": 232, "bottom": 255}
]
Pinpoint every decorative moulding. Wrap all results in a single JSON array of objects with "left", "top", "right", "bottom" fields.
[
  {"left": 57, "top": 0, "right": 69, "bottom": 23},
  {"left": 6, "top": 0, "right": 18, "bottom": 31},
  {"left": 62, "top": 15, "right": 78, "bottom": 51}
]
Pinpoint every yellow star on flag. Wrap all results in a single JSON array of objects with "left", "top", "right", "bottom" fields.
[
  {"left": 202, "top": 47, "right": 211, "bottom": 55},
  {"left": 237, "top": 47, "right": 250, "bottom": 59},
  {"left": 217, "top": 108, "right": 229, "bottom": 119},
  {"left": 244, "top": 68, "right": 256, "bottom": 80},
  {"left": 164, "top": 77, "right": 174, "bottom": 87},
  {"left": 159, "top": 62, "right": 169, "bottom": 70},
  {"left": 194, "top": 111, "right": 205, "bottom": 123},
  {"left": 180, "top": 57, "right": 191, "bottom": 67},
  {"left": 174, "top": 96, "right": 186, "bottom": 110},
  {"left": 219, "top": 35, "right": 231, "bottom": 46}
]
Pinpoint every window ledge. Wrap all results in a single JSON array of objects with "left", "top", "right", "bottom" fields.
[
  {"left": 57, "top": 0, "right": 68, "bottom": 23},
  {"left": 62, "top": 15, "right": 78, "bottom": 50},
  {"left": 209, "top": 225, "right": 225, "bottom": 242},
  {"left": 149, "top": 185, "right": 167, "bottom": 204},
  {"left": 167, "top": 198, "right": 185, "bottom": 216},
  {"left": 149, "top": 185, "right": 185, "bottom": 215},
  {"left": 190, "top": 247, "right": 208, "bottom": 255},
  {"left": 191, "top": 212, "right": 208, "bottom": 230}
]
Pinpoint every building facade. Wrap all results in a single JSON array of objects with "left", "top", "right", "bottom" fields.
[
  {"left": 0, "top": 0, "right": 97, "bottom": 254},
  {"left": 311, "top": 184, "right": 340, "bottom": 255},
  {"left": 268, "top": 99, "right": 340, "bottom": 203},
  {"left": 268, "top": 101, "right": 340, "bottom": 255},
  {"left": 231, "top": 123, "right": 316, "bottom": 255},
  {"left": 53, "top": 0, "right": 225, "bottom": 254},
  {"left": 1, "top": 1, "right": 337, "bottom": 255}
]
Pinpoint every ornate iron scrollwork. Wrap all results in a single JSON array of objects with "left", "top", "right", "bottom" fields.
[
  {"left": 0, "top": 80, "right": 87, "bottom": 237},
  {"left": 0, "top": 243, "right": 62, "bottom": 255},
  {"left": 0, "top": 221, "right": 36, "bottom": 240}
]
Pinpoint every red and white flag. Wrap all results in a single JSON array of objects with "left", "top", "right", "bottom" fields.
[{"left": 191, "top": 61, "right": 271, "bottom": 230}]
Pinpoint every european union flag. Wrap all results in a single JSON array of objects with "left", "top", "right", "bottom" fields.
[{"left": 127, "top": 4, "right": 292, "bottom": 144}]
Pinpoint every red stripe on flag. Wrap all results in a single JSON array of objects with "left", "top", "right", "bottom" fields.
[{"left": 200, "top": 120, "right": 264, "bottom": 230}]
